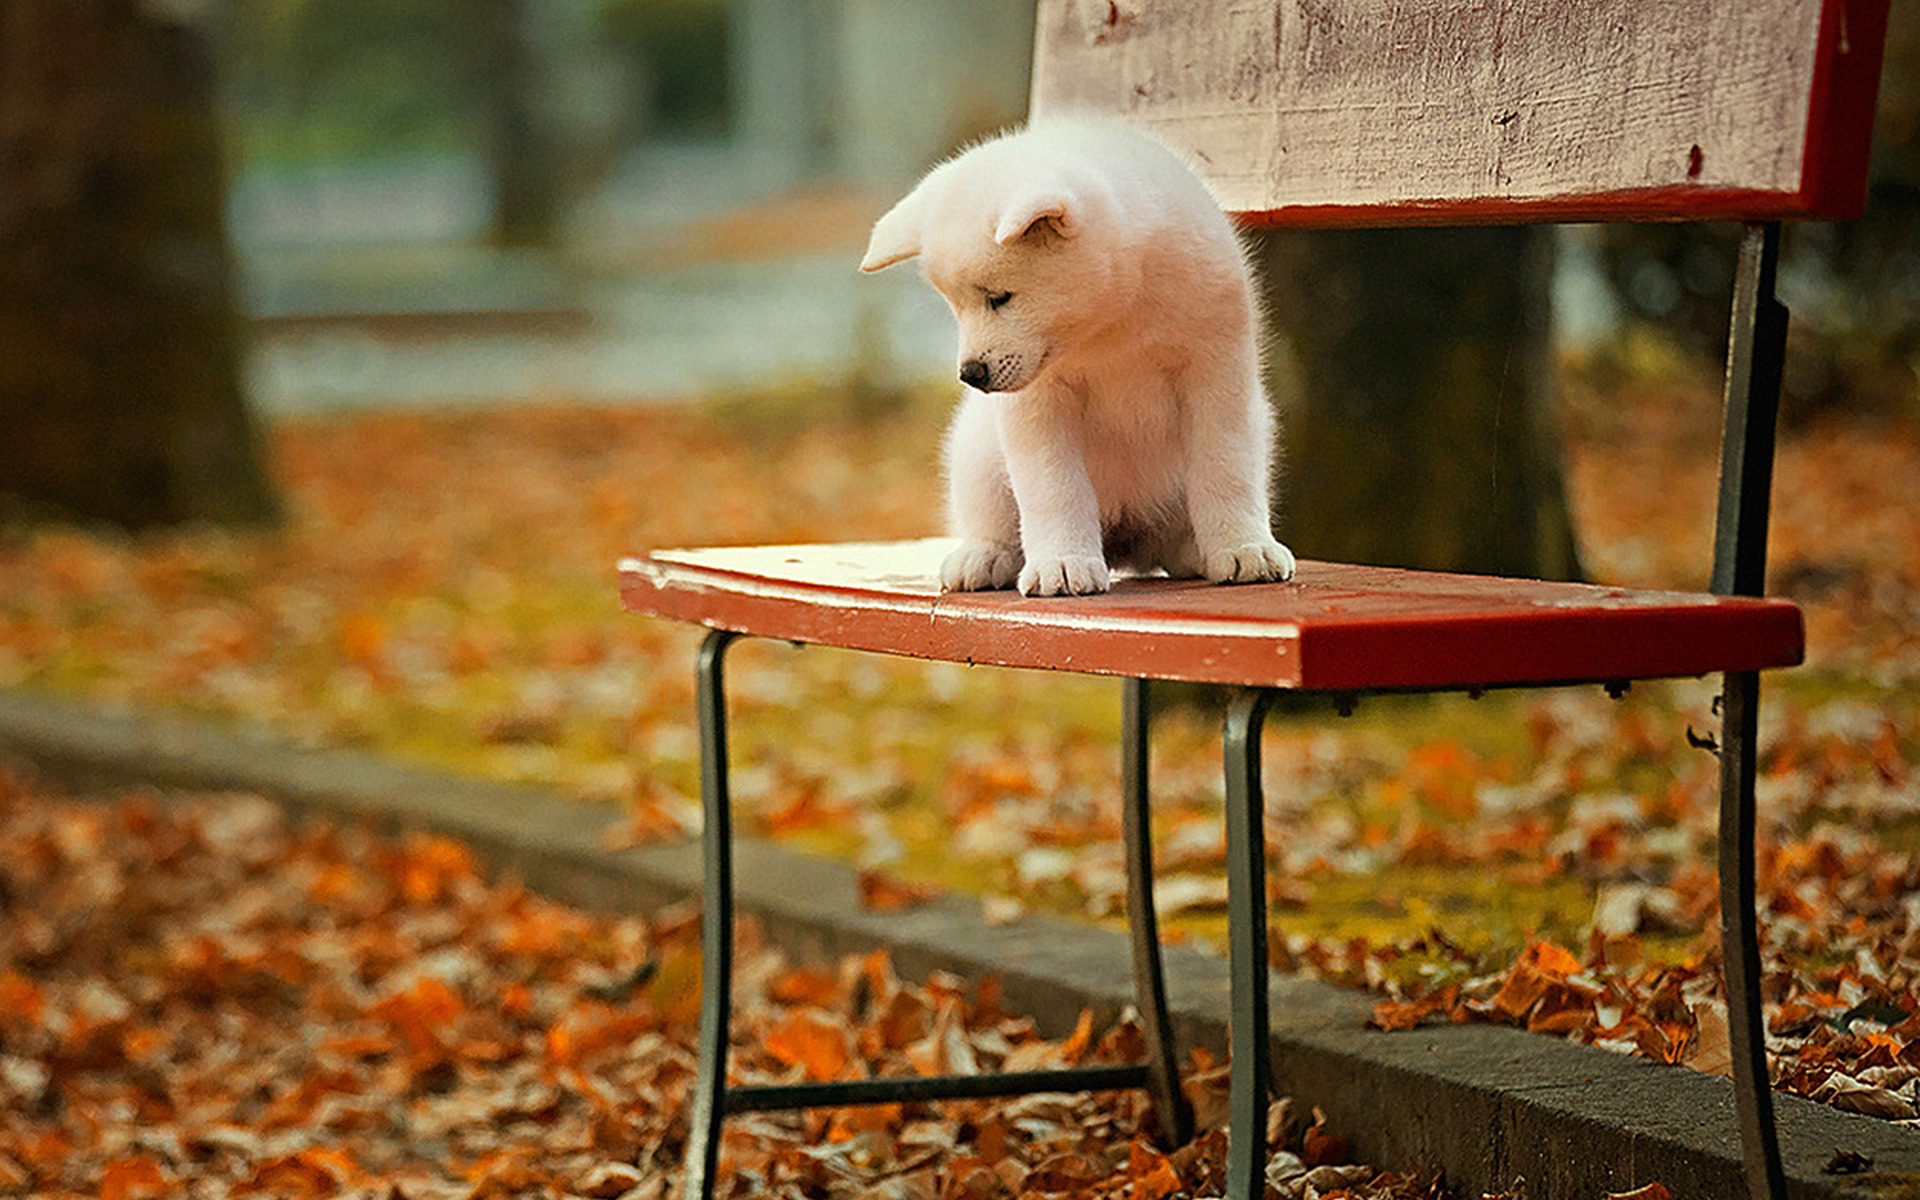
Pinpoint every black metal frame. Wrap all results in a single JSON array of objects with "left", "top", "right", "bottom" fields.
[
  {"left": 1214, "top": 222, "right": 1793, "bottom": 1200},
  {"left": 680, "top": 222, "right": 1792, "bottom": 1200},
  {"left": 681, "top": 636, "right": 1192, "bottom": 1200},
  {"left": 1713, "top": 223, "right": 1790, "bottom": 1200}
]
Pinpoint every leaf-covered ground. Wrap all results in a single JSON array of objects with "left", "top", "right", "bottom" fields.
[
  {"left": 0, "top": 768, "right": 1511, "bottom": 1199},
  {"left": 1, "top": 370, "right": 1918, "bottom": 1131}
]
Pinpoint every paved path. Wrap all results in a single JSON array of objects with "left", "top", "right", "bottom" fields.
[
  {"left": 231, "top": 154, "right": 956, "bottom": 416},
  {"left": 242, "top": 249, "right": 953, "bottom": 415}
]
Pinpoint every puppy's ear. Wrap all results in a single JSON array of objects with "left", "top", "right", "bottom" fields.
[
  {"left": 994, "top": 188, "right": 1077, "bottom": 245},
  {"left": 860, "top": 187, "right": 928, "bottom": 272}
]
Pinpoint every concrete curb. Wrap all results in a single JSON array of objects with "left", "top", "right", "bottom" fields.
[{"left": 1, "top": 690, "right": 1913, "bottom": 1198}]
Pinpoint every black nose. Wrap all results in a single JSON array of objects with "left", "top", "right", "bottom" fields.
[{"left": 959, "top": 359, "right": 991, "bottom": 390}]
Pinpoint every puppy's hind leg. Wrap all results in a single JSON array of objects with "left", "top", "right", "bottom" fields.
[{"left": 940, "top": 394, "right": 1023, "bottom": 591}]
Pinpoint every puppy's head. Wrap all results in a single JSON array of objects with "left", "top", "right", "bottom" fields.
[{"left": 861, "top": 133, "right": 1131, "bottom": 394}]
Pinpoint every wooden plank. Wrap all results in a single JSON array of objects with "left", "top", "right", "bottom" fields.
[
  {"left": 1030, "top": 0, "right": 1889, "bottom": 225},
  {"left": 619, "top": 540, "right": 1804, "bottom": 692}
]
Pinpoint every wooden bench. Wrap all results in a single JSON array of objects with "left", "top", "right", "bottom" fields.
[{"left": 620, "top": 4, "right": 1891, "bottom": 1197}]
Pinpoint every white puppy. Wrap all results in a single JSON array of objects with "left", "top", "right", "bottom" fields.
[{"left": 860, "top": 118, "right": 1296, "bottom": 597}]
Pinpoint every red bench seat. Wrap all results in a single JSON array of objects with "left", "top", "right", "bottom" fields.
[{"left": 619, "top": 538, "right": 1802, "bottom": 692}]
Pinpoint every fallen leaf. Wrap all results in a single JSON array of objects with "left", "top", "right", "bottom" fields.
[
  {"left": 572, "top": 1161, "right": 645, "bottom": 1198},
  {"left": 99, "top": 1155, "right": 170, "bottom": 1200},
  {"left": 1825, "top": 1076, "right": 1919, "bottom": 1119},
  {"left": 764, "top": 1010, "right": 852, "bottom": 1081},
  {"left": 858, "top": 867, "right": 942, "bottom": 912},
  {"left": 1300, "top": 1107, "right": 1348, "bottom": 1167},
  {"left": 1823, "top": 1148, "right": 1874, "bottom": 1174},
  {"left": 1685, "top": 1000, "right": 1732, "bottom": 1077},
  {"left": 1605, "top": 1184, "right": 1673, "bottom": 1200},
  {"left": 0, "top": 973, "right": 45, "bottom": 1026}
]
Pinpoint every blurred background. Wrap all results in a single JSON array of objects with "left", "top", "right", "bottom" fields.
[
  {"left": 0, "top": 0, "right": 1911, "bottom": 540},
  {"left": 216, "top": 0, "right": 1040, "bottom": 416},
  {"left": 223, "top": 0, "right": 1919, "bottom": 418},
  {"left": 6, "top": 0, "right": 1913, "bottom": 430}
]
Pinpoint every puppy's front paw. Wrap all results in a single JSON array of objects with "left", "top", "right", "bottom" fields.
[
  {"left": 1018, "top": 554, "right": 1110, "bottom": 597},
  {"left": 940, "top": 539, "right": 1022, "bottom": 592},
  {"left": 1204, "top": 539, "right": 1297, "bottom": 584}
]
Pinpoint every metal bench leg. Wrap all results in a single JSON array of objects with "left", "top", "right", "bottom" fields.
[
  {"left": 684, "top": 628, "right": 740, "bottom": 1200},
  {"left": 680, "top": 641, "right": 1170, "bottom": 1192},
  {"left": 1721, "top": 670, "right": 1786, "bottom": 1200},
  {"left": 1121, "top": 678, "right": 1195, "bottom": 1147},
  {"left": 1712, "top": 222, "right": 1788, "bottom": 1200},
  {"left": 1223, "top": 688, "right": 1276, "bottom": 1200}
]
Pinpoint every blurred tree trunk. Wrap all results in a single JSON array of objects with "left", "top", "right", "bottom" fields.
[
  {"left": 1598, "top": 1, "right": 1917, "bottom": 419},
  {"left": 474, "top": 0, "right": 564, "bottom": 248},
  {"left": 1255, "top": 226, "right": 1583, "bottom": 581},
  {"left": 0, "top": 0, "right": 278, "bottom": 530}
]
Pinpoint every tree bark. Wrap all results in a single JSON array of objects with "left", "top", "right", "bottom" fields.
[
  {"left": 0, "top": 0, "right": 279, "bottom": 530},
  {"left": 473, "top": 0, "right": 565, "bottom": 248},
  {"left": 1255, "top": 226, "right": 1582, "bottom": 582}
]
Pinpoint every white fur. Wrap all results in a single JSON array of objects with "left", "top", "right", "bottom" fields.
[{"left": 861, "top": 118, "right": 1296, "bottom": 597}]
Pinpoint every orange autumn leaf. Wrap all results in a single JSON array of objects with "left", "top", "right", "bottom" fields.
[
  {"left": 1857, "top": 1031, "right": 1903, "bottom": 1069},
  {"left": 494, "top": 907, "right": 569, "bottom": 959},
  {"left": 99, "top": 1155, "right": 170, "bottom": 1200},
  {"left": 1058, "top": 1008, "right": 1095, "bottom": 1065},
  {"left": 1489, "top": 942, "right": 1598, "bottom": 1029},
  {"left": 544, "top": 1002, "right": 652, "bottom": 1070},
  {"left": 119, "top": 1025, "right": 168, "bottom": 1061},
  {"left": 1397, "top": 821, "right": 1462, "bottom": 866},
  {"left": 1371, "top": 985, "right": 1459, "bottom": 1032},
  {"left": 447, "top": 622, "right": 511, "bottom": 675},
  {"left": 1491, "top": 960, "right": 1554, "bottom": 1022},
  {"left": 1523, "top": 939, "right": 1583, "bottom": 978},
  {"left": 1127, "top": 1143, "right": 1183, "bottom": 1200},
  {"left": 392, "top": 834, "right": 479, "bottom": 905},
  {"left": 261, "top": 1069, "right": 362, "bottom": 1130},
  {"left": 762, "top": 778, "right": 845, "bottom": 836},
  {"left": 239, "top": 1148, "right": 359, "bottom": 1198},
  {"left": 768, "top": 965, "right": 840, "bottom": 1007},
  {"left": 1405, "top": 740, "right": 1483, "bottom": 820},
  {"left": 867, "top": 988, "right": 930, "bottom": 1052},
  {"left": 857, "top": 866, "right": 942, "bottom": 912},
  {"left": 464, "top": 1148, "right": 552, "bottom": 1197},
  {"left": 826, "top": 1100, "right": 903, "bottom": 1142},
  {"left": 1301, "top": 1107, "right": 1350, "bottom": 1167},
  {"left": 763, "top": 1011, "right": 852, "bottom": 1081},
  {"left": 0, "top": 971, "right": 45, "bottom": 1026},
  {"left": 317, "top": 1031, "right": 394, "bottom": 1059},
  {"left": 305, "top": 860, "right": 370, "bottom": 907},
  {"left": 1025, "top": 1153, "right": 1107, "bottom": 1192},
  {"left": 859, "top": 947, "right": 900, "bottom": 1005},
  {"left": 1526, "top": 986, "right": 1598, "bottom": 1035},
  {"left": 500, "top": 980, "right": 535, "bottom": 1021},
  {"left": 975, "top": 758, "right": 1039, "bottom": 797},
  {"left": 368, "top": 975, "right": 463, "bottom": 1063},
  {"left": 1371, "top": 1000, "right": 1426, "bottom": 1033},
  {"left": 1635, "top": 1020, "right": 1695, "bottom": 1065},
  {"left": 335, "top": 612, "right": 386, "bottom": 666}
]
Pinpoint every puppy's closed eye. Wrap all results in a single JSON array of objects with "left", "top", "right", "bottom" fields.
[{"left": 985, "top": 290, "right": 1013, "bottom": 311}]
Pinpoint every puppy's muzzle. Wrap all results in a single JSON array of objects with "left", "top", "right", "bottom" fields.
[{"left": 959, "top": 359, "right": 993, "bottom": 391}]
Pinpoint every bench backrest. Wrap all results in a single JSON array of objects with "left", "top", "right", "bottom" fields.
[{"left": 1031, "top": 0, "right": 1889, "bottom": 226}]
